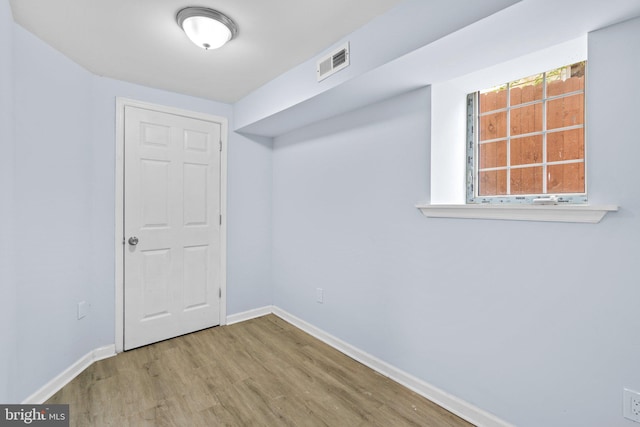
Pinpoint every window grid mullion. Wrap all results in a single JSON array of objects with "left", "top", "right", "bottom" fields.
[
  {"left": 478, "top": 88, "right": 584, "bottom": 117},
  {"left": 542, "top": 72, "right": 548, "bottom": 194},
  {"left": 506, "top": 82, "right": 511, "bottom": 195},
  {"left": 478, "top": 124, "right": 584, "bottom": 145},
  {"left": 478, "top": 157, "right": 584, "bottom": 172}
]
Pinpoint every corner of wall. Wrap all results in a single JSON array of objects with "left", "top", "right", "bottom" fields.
[
  {"left": 225, "top": 130, "right": 275, "bottom": 315},
  {"left": 0, "top": 0, "right": 17, "bottom": 404}
]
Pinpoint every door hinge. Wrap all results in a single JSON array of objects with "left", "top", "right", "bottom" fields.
[
  {"left": 219, "top": 140, "right": 222, "bottom": 152},
  {"left": 219, "top": 214, "right": 222, "bottom": 225},
  {"left": 219, "top": 288, "right": 222, "bottom": 298}
]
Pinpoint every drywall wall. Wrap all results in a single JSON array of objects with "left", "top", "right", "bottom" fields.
[
  {"left": 225, "top": 132, "right": 274, "bottom": 314},
  {"left": 271, "top": 17, "right": 640, "bottom": 426},
  {"left": 0, "top": 0, "right": 16, "bottom": 404},
  {"left": 8, "top": 22, "right": 272, "bottom": 402},
  {"left": 13, "top": 25, "right": 99, "bottom": 404}
]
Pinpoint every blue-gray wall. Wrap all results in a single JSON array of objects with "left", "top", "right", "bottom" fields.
[{"left": 269, "top": 17, "right": 640, "bottom": 427}]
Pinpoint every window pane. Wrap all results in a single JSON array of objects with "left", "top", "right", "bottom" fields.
[
  {"left": 469, "top": 60, "right": 587, "bottom": 203},
  {"left": 547, "top": 128, "right": 584, "bottom": 162},
  {"left": 547, "top": 163, "right": 585, "bottom": 193},
  {"left": 511, "top": 135, "right": 543, "bottom": 166},
  {"left": 546, "top": 62, "right": 585, "bottom": 97},
  {"left": 479, "top": 141, "right": 507, "bottom": 169},
  {"left": 479, "top": 169, "right": 507, "bottom": 196},
  {"left": 510, "top": 73, "right": 543, "bottom": 106},
  {"left": 479, "top": 111, "right": 507, "bottom": 141},
  {"left": 547, "top": 93, "right": 584, "bottom": 130},
  {"left": 510, "top": 103, "right": 543, "bottom": 136},
  {"left": 510, "top": 166, "right": 543, "bottom": 194},
  {"left": 479, "top": 87, "right": 507, "bottom": 113}
]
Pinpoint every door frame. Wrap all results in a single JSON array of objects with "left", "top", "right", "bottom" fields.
[{"left": 114, "top": 97, "right": 228, "bottom": 353}]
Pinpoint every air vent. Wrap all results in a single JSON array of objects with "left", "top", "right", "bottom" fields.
[{"left": 316, "top": 42, "right": 350, "bottom": 82}]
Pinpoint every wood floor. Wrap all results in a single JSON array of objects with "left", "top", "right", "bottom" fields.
[{"left": 47, "top": 315, "right": 473, "bottom": 426}]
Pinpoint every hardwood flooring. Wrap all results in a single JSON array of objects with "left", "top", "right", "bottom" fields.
[{"left": 47, "top": 315, "right": 473, "bottom": 426}]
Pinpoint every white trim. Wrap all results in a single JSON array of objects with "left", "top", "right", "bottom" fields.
[
  {"left": 416, "top": 203, "right": 618, "bottom": 223},
  {"left": 23, "top": 306, "right": 512, "bottom": 426},
  {"left": 115, "top": 98, "right": 125, "bottom": 353},
  {"left": 22, "top": 345, "right": 116, "bottom": 404},
  {"left": 226, "top": 305, "right": 274, "bottom": 325},
  {"left": 114, "top": 97, "right": 229, "bottom": 352},
  {"left": 271, "top": 307, "right": 513, "bottom": 427},
  {"left": 219, "top": 112, "right": 229, "bottom": 326}
]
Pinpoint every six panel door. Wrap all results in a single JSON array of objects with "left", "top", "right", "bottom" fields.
[{"left": 124, "top": 105, "right": 222, "bottom": 350}]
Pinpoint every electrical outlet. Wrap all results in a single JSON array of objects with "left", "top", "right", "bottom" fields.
[
  {"left": 316, "top": 288, "right": 323, "bottom": 304},
  {"left": 624, "top": 388, "right": 640, "bottom": 422},
  {"left": 77, "top": 301, "right": 89, "bottom": 319}
]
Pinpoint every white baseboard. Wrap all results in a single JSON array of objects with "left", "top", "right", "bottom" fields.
[
  {"left": 22, "top": 344, "right": 116, "bottom": 404},
  {"left": 22, "top": 308, "right": 511, "bottom": 426},
  {"left": 23, "top": 305, "right": 274, "bottom": 404},
  {"left": 226, "top": 305, "right": 274, "bottom": 325},
  {"left": 271, "top": 307, "right": 513, "bottom": 427}
]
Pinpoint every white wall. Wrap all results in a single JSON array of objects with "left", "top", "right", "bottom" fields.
[
  {"left": 6, "top": 21, "right": 273, "bottom": 402},
  {"left": 270, "top": 18, "right": 640, "bottom": 426},
  {"left": 0, "top": 0, "right": 16, "bottom": 404}
]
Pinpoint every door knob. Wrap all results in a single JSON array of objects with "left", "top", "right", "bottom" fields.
[{"left": 128, "top": 236, "right": 139, "bottom": 246}]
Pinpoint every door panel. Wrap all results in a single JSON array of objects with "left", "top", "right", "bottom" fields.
[
  {"left": 141, "top": 248, "right": 172, "bottom": 319},
  {"left": 141, "top": 159, "right": 170, "bottom": 227},
  {"left": 124, "top": 105, "right": 221, "bottom": 350},
  {"left": 183, "top": 163, "right": 208, "bottom": 226},
  {"left": 183, "top": 245, "right": 209, "bottom": 309}
]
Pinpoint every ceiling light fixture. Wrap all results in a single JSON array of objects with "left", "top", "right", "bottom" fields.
[{"left": 176, "top": 7, "right": 238, "bottom": 50}]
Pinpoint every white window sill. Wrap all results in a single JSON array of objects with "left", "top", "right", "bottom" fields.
[{"left": 415, "top": 203, "right": 618, "bottom": 223}]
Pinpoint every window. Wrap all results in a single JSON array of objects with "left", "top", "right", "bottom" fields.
[{"left": 466, "top": 61, "right": 586, "bottom": 204}]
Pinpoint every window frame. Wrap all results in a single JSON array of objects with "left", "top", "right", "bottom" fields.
[{"left": 466, "top": 64, "right": 588, "bottom": 205}]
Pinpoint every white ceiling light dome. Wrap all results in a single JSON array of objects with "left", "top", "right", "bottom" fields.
[{"left": 176, "top": 7, "right": 238, "bottom": 50}]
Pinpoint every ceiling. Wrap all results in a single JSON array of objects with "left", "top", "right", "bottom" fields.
[{"left": 9, "top": 0, "right": 404, "bottom": 103}]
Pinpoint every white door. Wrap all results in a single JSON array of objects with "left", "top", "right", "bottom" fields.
[{"left": 124, "top": 105, "right": 222, "bottom": 350}]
